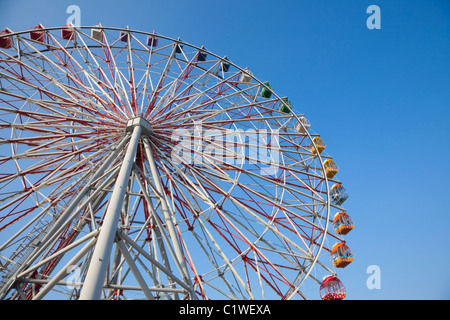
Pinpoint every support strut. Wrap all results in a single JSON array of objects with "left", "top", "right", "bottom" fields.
[{"left": 79, "top": 125, "right": 141, "bottom": 300}]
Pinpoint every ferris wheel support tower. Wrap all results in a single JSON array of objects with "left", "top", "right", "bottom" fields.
[{"left": 79, "top": 117, "right": 195, "bottom": 299}]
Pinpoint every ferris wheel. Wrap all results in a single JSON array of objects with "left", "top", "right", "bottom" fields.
[{"left": 0, "top": 24, "right": 354, "bottom": 300}]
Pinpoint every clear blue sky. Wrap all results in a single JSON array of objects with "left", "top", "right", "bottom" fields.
[{"left": 1, "top": 0, "right": 449, "bottom": 299}]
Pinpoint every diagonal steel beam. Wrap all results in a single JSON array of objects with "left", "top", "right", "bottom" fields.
[{"left": 79, "top": 124, "right": 142, "bottom": 300}]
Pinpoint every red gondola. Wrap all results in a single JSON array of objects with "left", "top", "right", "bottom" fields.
[
  {"left": 61, "top": 26, "right": 75, "bottom": 40},
  {"left": 29, "top": 24, "right": 45, "bottom": 43},
  {"left": 0, "top": 29, "right": 13, "bottom": 49},
  {"left": 320, "top": 275, "right": 346, "bottom": 300}
]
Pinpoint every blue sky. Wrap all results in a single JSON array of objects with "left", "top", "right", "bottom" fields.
[{"left": 1, "top": 0, "right": 449, "bottom": 299}]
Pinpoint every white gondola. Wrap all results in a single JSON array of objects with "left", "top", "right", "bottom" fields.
[
  {"left": 330, "top": 184, "right": 349, "bottom": 205},
  {"left": 295, "top": 116, "right": 311, "bottom": 134},
  {"left": 91, "top": 24, "right": 103, "bottom": 41},
  {"left": 240, "top": 68, "right": 252, "bottom": 83}
]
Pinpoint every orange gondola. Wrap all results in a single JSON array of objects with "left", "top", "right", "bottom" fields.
[
  {"left": 330, "top": 242, "right": 354, "bottom": 268},
  {"left": 332, "top": 212, "right": 354, "bottom": 235}
]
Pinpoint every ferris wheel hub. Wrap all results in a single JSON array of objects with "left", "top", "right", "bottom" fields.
[{"left": 125, "top": 117, "right": 153, "bottom": 136}]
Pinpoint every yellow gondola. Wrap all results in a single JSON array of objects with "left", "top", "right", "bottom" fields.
[
  {"left": 309, "top": 136, "right": 325, "bottom": 154},
  {"left": 323, "top": 159, "right": 339, "bottom": 179}
]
